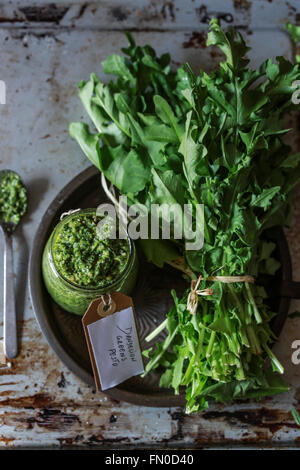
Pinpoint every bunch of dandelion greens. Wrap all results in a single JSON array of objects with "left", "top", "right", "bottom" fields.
[{"left": 70, "top": 19, "right": 300, "bottom": 412}]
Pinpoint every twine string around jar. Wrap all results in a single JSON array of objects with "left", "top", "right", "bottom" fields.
[
  {"left": 187, "top": 274, "right": 255, "bottom": 315},
  {"left": 60, "top": 208, "right": 81, "bottom": 221},
  {"left": 97, "top": 293, "right": 116, "bottom": 318}
]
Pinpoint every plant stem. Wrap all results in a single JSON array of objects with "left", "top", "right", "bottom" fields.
[
  {"left": 206, "top": 331, "right": 216, "bottom": 358},
  {"left": 145, "top": 325, "right": 179, "bottom": 373},
  {"left": 245, "top": 282, "right": 262, "bottom": 324},
  {"left": 182, "top": 326, "right": 205, "bottom": 385},
  {"left": 263, "top": 343, "right": 284, "bottom": 374},
  {"left": 145, "top": 319, "right": 168, "bottom": 343},
  {"left": 228, "top": 284, "right": 245, "bottom": 321},
  {"left": 246, "top": 324, "right": 262, "bottom": 355}
]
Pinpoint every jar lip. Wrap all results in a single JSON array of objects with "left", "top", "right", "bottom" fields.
[{"left": 50, "top": 208, "right": 134, "bottom": 292}]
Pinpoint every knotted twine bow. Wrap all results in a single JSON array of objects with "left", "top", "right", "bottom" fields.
[{"left": 187, "top": 274, "right": 254, "bottom": 315}]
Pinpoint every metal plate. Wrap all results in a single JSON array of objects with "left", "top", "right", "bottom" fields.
[{"left": 29, "top": 166, "right": 292, "bottom": 407}]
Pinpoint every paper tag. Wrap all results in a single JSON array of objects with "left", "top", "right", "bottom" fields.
[{"left": 82, "top": 293, "right": 144, "bottom": 391}]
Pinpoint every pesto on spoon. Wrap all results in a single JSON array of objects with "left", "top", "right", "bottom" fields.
[
  {"left": 0, "top": 170, "right": 27, "bottom": 359},
  {"left": 0, "top": 170, "right": 27, "bottom": 225}
]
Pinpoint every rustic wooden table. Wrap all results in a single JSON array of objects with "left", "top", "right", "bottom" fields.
[{"left": 0, "top": 0, "right": 300, "bottom": 449}]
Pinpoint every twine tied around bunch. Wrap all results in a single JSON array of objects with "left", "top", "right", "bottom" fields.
[{"left": 187, "top": 274, "right": 254, "bottom": 315}]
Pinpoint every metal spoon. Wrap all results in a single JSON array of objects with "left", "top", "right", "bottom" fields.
[{"left": 0, "top": 170, "right": 27, "bottom": 358}]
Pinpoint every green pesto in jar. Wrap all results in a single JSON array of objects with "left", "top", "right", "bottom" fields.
[
  {"left": 52, "top": 213, "right": 130, "bottom": 288},
  {"left": 0, "top": 172, "right": 27, "bottom": 225}
]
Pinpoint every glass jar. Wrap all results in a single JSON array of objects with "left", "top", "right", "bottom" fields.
[{"left": 42, "top": 208, "right": 138, "bottom": 316}]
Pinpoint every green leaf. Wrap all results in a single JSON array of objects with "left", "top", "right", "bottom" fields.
[
  {"left": 105, "top": 148, "right": 150, "bottom": 194},
  {"left": 262, "top": 57, "right": 300, "bottom": 97},
  {"left": 251, "top": 187, "right": 281, "bottom": 210},
  {"left": 179, "top": 111, "right": 209, "bottom": 189},
  {"left": 200, "top": 369, "right": 289, "bottom": 403},
  {"left": 280, "top": 152, "right": 300, "bottom": 169},
  {"left": 159, "top": 369, "right": 173, "bottom": 388},
  {"left": 151, "top": 168, "right": 185, "bottom": 208},
  {"left": 145, "top": 140, "right": 166, "bottom": 167},
  {"left": 208, "top": 316, "right": 231, "bottom": 336},
  {"left": 142, "top": 54, "right": 164, "bottom": 72},
  {"left": 77, "top": 77, "right": 124, "bottom": 146},
  {"left": 291, "top": 408, "right": 300, "bottom": 426},
  {"left": 145, "top": 124, "right": 178, "bottom": 143},
  {"left": 264, "top": 258, "right": 281, "bottom": 275},
  {"left": 221, "top": 136, "right": 236, "bottom": 168},
  {"left": 286, "top": 22, "right": 300, "bottom": 43},
  {"left": 153, "top": 95, "right": 182, "bottom": 140},
  {"left": 206, "top": 18, "right": 250, "bottom": 69},
  {"left": 181, "top": 88, "right": 195, "bottom": 108},
  {"left": 114, "top": 92, "right": 133, "bottom": 114},
  {"left": 102, "top": 54, "right": 136, "bottom": 84},
  {"left": 126, "top": 114, "right": 145, "bottom": 145},
  {"left": 171, "top": 356, "right": 184, "bottom": 393},
  {"left": 138, "top": 239, "right": 180, "bottom": 268},
  {"left": 259, "top": 241, "right": 276, "bottom": 261},
  {"left": 69, "top": 122, "right": 101, "bottom": 170},
  {"left": 231, "top": 206, "right": 258, "bottom": 246},
  {"left": 78, "top": 77, "right": 103, "bottom": 132}
]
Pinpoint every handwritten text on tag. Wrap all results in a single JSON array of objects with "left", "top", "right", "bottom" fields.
[{"left": 87, "top": 306, "right": 144, "bottom": 390}]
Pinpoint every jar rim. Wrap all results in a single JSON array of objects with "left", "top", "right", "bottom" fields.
[{"left": 49, "top": 208, "right": 134, "bottom": 292}]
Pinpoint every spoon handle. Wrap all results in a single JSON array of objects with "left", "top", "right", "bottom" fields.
[{"left": 3, "top": 231, "right": 17, "bottom": 358}]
